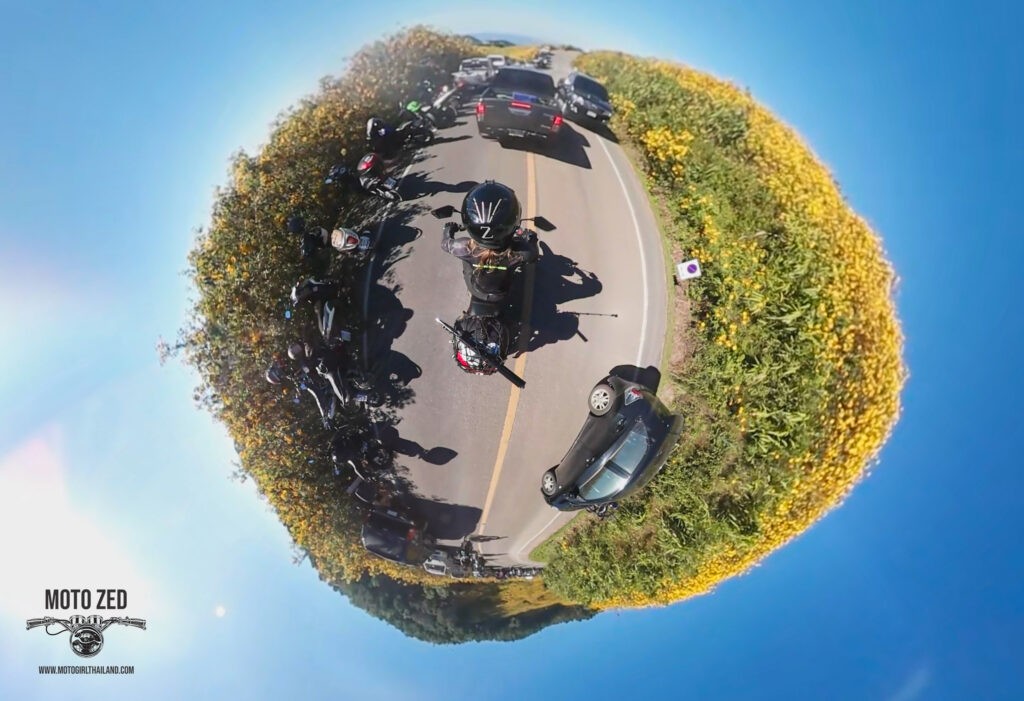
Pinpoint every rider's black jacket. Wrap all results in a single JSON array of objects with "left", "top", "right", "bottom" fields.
[
  {"left": 441, "top": 226, "right": 539, "bottom": 302},
  {"left": 369, "top": 123, "right": 404, "bottom": 161}
]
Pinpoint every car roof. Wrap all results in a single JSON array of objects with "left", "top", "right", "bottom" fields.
[{"left": 361, "top": 523, "right": 408, "bottom": 562}]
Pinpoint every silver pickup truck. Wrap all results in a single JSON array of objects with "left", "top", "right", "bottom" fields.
[
  {"left": 452, "top": 57, "right": 494, "bottom": 96},
  {"left": 475, "top": 67, "right": 563, "bottom": 142}
]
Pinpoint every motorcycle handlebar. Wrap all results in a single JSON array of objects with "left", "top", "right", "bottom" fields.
[{"left": 109, "top": 617, "right": 146, "bottom": 630}]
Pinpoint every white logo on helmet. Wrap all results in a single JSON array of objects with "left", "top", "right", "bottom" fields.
[{"left": 471, "top": 195, "right": 506, "bottom": 240}]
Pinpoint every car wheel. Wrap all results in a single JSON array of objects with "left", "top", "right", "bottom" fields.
[
  {"left": 541, "top": 470, "right": 558, "bottom": 496},
  {"left": 589, "top": 383, "right": 615, "bottom": 416}
]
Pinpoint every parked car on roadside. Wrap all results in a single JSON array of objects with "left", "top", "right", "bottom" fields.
[
  {"left": 556, "top": 70, "right": 614, "bottom": 124},
  {"left": 360, "top": 505, "right": 435, "bottom": 566},
  {"left": 540, "top": 376, "right": 684, "bottom": 511}
]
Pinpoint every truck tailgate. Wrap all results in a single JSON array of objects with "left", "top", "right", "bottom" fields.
[{"left": 479, "top": 92, "right": 559, "bottom": 136}]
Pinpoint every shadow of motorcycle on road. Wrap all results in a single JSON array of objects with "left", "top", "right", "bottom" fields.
[{"left": 524, "top": 240, "right": 607, "bottom": 353}]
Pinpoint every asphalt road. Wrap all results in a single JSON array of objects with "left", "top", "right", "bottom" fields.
[{"left": 367, "top": 51, "right": 668, "bottom": 566}]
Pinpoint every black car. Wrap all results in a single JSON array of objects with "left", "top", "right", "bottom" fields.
[
  {"left": 556, "top": 70, "right": 614, "bottom": 124},
  {"left": 360, "top": 506, "right": 433, "bottom": 565},
  {"left": 540, "top": 376, "right": 684, "bottom": 510}
]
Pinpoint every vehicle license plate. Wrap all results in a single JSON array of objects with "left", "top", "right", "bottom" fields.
[{"left": 586, "top": 110, "right": 597, "bottom": 118}]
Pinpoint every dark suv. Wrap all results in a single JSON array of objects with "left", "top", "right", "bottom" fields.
[
  {"left": 556, "top": 71, "right": 613, "bottom": 124},
  {"left": 540, "top": 376, "right": 684, "bottom": 510},
  {"left": 360, "top": 506, "right": 434, "bottom": 566}
]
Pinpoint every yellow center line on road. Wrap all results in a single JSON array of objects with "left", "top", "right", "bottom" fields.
[{"left": 476, "top": 151, "right": 537, "bottom": 536}]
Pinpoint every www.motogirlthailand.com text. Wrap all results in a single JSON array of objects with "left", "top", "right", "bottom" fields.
[{"left": 38, "top": 665, "right": 134, "bottom": 675}]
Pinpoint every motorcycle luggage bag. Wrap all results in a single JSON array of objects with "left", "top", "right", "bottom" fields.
[{"left": 452, "top": 314, "right": 509, "bottom": 373}]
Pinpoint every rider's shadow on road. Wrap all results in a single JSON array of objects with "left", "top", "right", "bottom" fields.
[
  {"left": 524, "top": 240, "right": 604, "bottom": 353},
  {"left": 376, "top": 423, "right": 458, "bottom": 466},
  {"left": 373, "top": 223, "right": 421, "bottom": 276},
  {"left": 409, "top": 497, "right": 482, "bottom": 542}
]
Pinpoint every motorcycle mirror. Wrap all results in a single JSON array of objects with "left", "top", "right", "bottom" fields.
[
  {"left": 431, "top": 205, "right": 457, "bottom": 219},
  {"left": 528, "top": 215, "right": 556, "bottom": 232}
]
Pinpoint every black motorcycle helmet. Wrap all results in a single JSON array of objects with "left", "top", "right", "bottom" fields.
[
  {"left": 290, "top": 279, "right": 314, "bottom": 305},
  {"left": 460, "top": 181, "right": 522, "bottom": 250},
  {"left": 287, "top": 215, "right": 305, "bottom": 235},
  {"left": 366, "top": 117, "right": 385, "bottom": 140},
  {"left": 265, "top": 363, "right": 286, "bottom": 385}
]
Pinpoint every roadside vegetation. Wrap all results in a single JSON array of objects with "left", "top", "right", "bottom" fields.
[
  {"left": 535, "top": 52, "right": 906, "bottom": 607},
  {"left": 167, "top": 27, "right": 586, "bottom": 639}
]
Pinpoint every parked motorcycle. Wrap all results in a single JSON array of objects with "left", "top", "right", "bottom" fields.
[
  {"left": 289, "top": 278, "right": 355, "bottom": 350},
  {"left": 331, "top": 423, "right": 394, "bottom": 485},
  {"left": 405, "top": 83, "right": 460, "bottom": 129},
  {"left": 267, "top": 359, "right": 342, "bottom": 430},
  {"left": 397, "top": 95, "right": 444, "bottom": 134},
  {"left": 288, "top": 215, "right": 378, "bottom": 269},
  {"left": 325, "top": 157, "right": 403, "bottom": 203}
]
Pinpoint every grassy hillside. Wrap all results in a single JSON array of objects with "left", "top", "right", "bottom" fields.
[{"left": 535, "top": 52, "right": 906, "bottom": 608}]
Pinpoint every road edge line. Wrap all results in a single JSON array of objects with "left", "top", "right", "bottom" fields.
[{"left": 596, "top": 137, "right": 650, "bottom": 367}]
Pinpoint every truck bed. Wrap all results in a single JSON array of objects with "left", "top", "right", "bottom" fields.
[{"left": 476, "top": 68, "right": 562, "bottom": 141}]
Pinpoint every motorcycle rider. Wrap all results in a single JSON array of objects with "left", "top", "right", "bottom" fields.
[
  {"left": 366, "top": 117, "right": 404, "bottom": 161},
  {"left": 290, "top": 277, "right": 339, "bottom": 306},
  {"left": 287, "top": 215, "right": 330, "bottom": 260},
  {"left": 441, "top": 181, "right": 539, "bottom": 304}
]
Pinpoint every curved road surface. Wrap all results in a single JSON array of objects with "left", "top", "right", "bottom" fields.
[{"left": 368, "top": 51, "right": 668, "bottom": 566}]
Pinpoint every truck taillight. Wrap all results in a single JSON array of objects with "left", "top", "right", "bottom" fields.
[
  {"left": 552, "top": 113, "right": 564, "bottom": 129},
  {"left": 476, "top": 102, "right": 485, "bottom": 117}
]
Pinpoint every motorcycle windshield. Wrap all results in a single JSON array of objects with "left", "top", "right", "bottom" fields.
[{"left": 331, "top": 228, "right": 360, "bottom": 251}]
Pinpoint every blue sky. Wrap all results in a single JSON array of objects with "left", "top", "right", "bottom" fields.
[{"left": 1, "top": 1, "right": 1021, "bottom": 699}]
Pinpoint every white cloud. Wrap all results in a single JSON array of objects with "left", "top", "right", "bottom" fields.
[{"left": 887, "top": 664, "right": 932, "bottom": 701}]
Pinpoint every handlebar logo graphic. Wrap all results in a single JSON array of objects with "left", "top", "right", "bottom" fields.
[{"left": 26, "top": 615, "right": 146, "bottom": 658}]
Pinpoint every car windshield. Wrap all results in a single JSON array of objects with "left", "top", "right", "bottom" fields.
[
  {"left": 608, "top": 422, "right": 650, "bottom": 475},
  {"left": 578, "top": 465, "right": 628, "bottom": 501},
  {"left": 574, "top": 76, "right": 609, "bottom": 101},
  {"left": 461, "top": 59, "right": 488, "bottom": 71},
  {"left": 493, "top": 69, "right": 555, "bottom": 97},
  {"left": 578, "top": 423, "right": 650, "bottom": 501}
]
